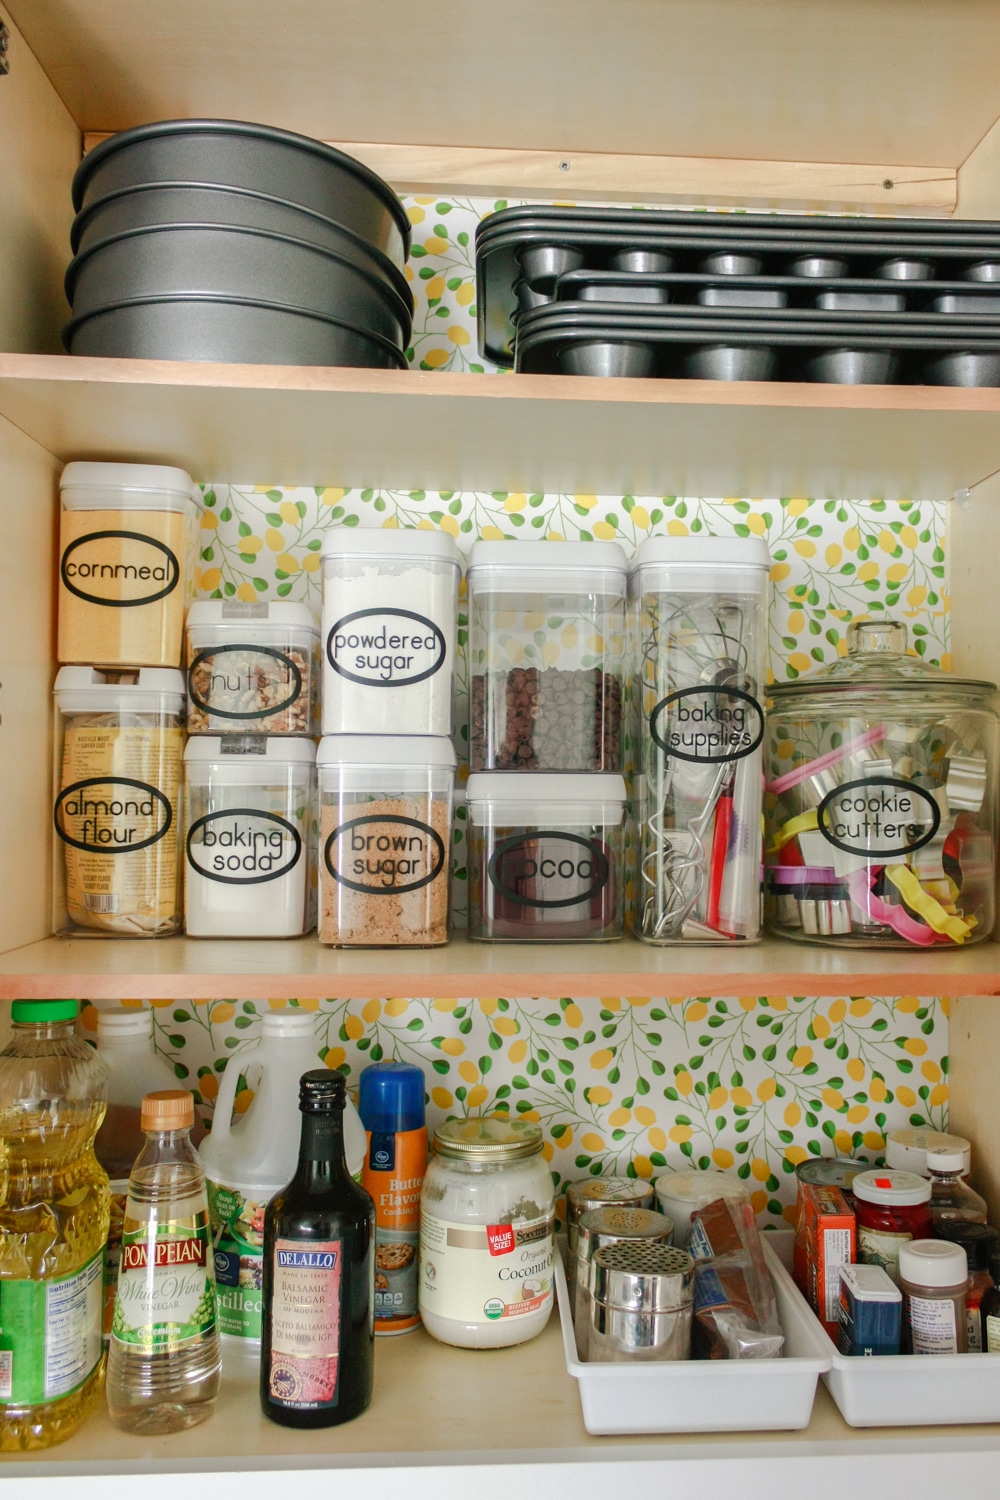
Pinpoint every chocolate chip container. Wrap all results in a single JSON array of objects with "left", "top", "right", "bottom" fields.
[
  {"left": 765, "top": 619, "right": 998, "bottom": 947},
  {"left": 466, "top": 540, "right": 627, "bottom": 772}
]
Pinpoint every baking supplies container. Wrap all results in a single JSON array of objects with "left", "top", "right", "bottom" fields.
[
  {"left": 317, "top": 734, "right": 455, "bottom": 948},
  {"left": 466, "top": 539, "right": 627, "bottom": 772},
  {"left": 466, "top": 772, "right": 626, "bottom": 942},
  {"left": 53, "top": 667, "right": 185, "bottom": 936},
  {"left": 629, "top": 535, "right": 770, "bottom": 944},
  {"left": 573, "top": 1205, "right": 675, "bottom": 1359},
  {"left": 321, "top": 529, "right": 461, "bottom": 738},
  {"left": 564, "top": 1177, "right": 655, "bottom": 1298},
  {"left": 183, "top": 736, "right": 316, "bottom": 938},
  {"left": 588, "top": 1242, "right": 694, "bottom": 1363},
  {"left": 555, "top": 1236, "right": 830, "bottom": 1434},
  {"left": 185, "top": 600, "right": 320, "bottom": 735},
  {"left": 765, "top": 618, "right": 998, "bottom": 948},
  {"left": 58, "top": 461, "right": 194, "bottom": 669}
]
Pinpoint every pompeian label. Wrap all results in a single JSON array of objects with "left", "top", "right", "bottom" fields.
[
  {"left": 187, "top": 809, "right": 302, "bottom": 884},
  {"left": 61, "top": 530, "right": 180, "bottom": 608},
  {"left": 649, "top": 686, "right": 764, "bottom": 763},
  {"left": 488, "top": 831, "right": 610, "bottom": 909},
  {"left": 324, "top": 814, "right": 445, "bottom": 894},
  {"left": 326, "top": 608, "right": 446, "bottom": 687},
  {"left": 112, "top": 1218, "right": 216, "bottom": 1351},
  {"left": 817, "top": 777, "right": 940, "bottom": 859},
  {"left": 54, "top": 776, "right": 172, "bottom": 852},
  {"left": 188, "top": 645, "right": 302, "bottom": 719}
]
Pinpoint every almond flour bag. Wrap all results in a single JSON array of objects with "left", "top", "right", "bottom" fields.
[{"left": 53, "top": 668, "right": 185, "bottom": 935}]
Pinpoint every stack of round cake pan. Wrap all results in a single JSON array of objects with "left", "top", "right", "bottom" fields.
[
  {"left": 476, "top": 206, "right": 1000, "bottom": 384},
  {"left": 64, "top": 119, "right": 414, "bottom": 369}
]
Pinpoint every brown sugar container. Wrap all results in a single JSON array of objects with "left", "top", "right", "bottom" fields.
[
  {"left": 317, "top": 734, "right": 455, "bottom": 947},
  {"left": 58, "top": 461, "right": 194, "bottom": 668}
]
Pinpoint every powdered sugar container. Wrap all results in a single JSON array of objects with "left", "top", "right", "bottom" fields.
[{"left": 320, "top": 530, "right": 461, "bottom": 736}]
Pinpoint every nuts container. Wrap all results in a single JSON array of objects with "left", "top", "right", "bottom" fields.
[
  {"left": 185, "top": 599, "right": 320, "bottom": 734},
  {"left": 466, "top": 540, "right": 627, "bottom": 772}
]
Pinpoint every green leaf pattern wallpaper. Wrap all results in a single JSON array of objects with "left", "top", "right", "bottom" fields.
[{"left": 165, "top": 193, "right": 954, "bottom": 1230}]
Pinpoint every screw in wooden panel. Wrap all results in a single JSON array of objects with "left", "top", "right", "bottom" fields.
[
  {"left": 883, "top": 178, "right": 894, "bottom": 190},
  {"left": 558, "top": 161, "right": 571, "bottom": 171}
]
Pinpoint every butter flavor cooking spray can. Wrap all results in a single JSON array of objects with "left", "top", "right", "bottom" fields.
[{"left": 359, "top": 1060, "right": 428, "bottom": 1335}]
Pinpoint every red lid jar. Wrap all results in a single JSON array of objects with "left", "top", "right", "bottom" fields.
[{"left": 853, "top": 1169, "right": 933, "bottom": 1285}]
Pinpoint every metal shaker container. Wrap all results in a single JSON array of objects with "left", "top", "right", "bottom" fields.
[
  {"left": 565, "top": 1176, "right": 655, "bottom": 1298},
  {"left": 589, "top": 1242, "right": 695, "bottom": 1362},
  {"left": 573, "top": 1204, "right": 674, "bottom": 1359}
]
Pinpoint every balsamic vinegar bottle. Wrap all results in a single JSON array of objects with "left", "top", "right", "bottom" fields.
[{"left": 260, "top": 1070, "right": 375, "bottom": 1427}]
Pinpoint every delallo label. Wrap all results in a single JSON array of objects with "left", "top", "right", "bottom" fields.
[
  {"left": 60, "top": 530, "right": 180, "bottom": 607},
  {"left": 817, "top": 777, "right": 940, "bottom": 860},
  {"left": 187, "top": 810, "right": 302, "bottom": 884},
  {"left": 324, "top": 814, "right": 445, "bottom": 894},
  {"left": 268, "top": 1239, "right": 343, "bottom": 1409},
  {"left": 187, "top": 644, "right": 302, "bottom": 720},
  {"left": 487, "top": 831, "right": 609, "bottom": 909},
  {"left": 112, "top": 1217, "right": 216, "bottom": 1351},
  {"left": 54, "top": 776, "right": 172, "bottom": 853},
  {"left": 326, "top": 608, "right": 446, "bottom": 687},
  {"left": 649, "top": 686, "right": 764, "bottom": 763}
]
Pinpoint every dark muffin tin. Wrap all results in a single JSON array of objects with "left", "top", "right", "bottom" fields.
[{"left": 477, "top": 206, "right": 1000, "bottom": 381}]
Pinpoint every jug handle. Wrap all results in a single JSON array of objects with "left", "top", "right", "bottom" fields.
[{"left": 210, "top": 1049, "right": 243, "bottom": 1144}]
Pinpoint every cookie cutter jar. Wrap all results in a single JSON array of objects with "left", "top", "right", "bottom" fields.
[
  {"left": 185, "top": 600, "right": 320, "bottom": 735},
  {"left": 466, "top": 540, "right": 627, "bottom": 772},
  {"left": 765, "top": 619, "right": 998, "bottom": 948},
  {"left": 628, "top": 535, "right": 771, "bottom": 944},
  {"left": 466, "top": 772, "right": 626, "bottom": 941}
]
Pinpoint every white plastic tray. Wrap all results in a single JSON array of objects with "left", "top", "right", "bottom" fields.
[
  {"left": 765, "top": 1234, "right": 1000, "bottom": 1428},
  {"left": 555, "top": 1235, "right": 830, "bottom": 1435}
]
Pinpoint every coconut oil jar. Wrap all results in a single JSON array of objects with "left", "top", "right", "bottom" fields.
[
  {"left": 419, "top": 1116, "right": 555, "bottom": 1349},
  {"left": 765, "top": 619, "right": 998, "bottom": 947}
]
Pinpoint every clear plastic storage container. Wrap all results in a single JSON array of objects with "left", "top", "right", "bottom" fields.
[
  {"left": 58, "top": 461, "right": 194, "bottom": 668},
  {"left": 321, "top": 530, "right": 461, "bottom": 737},
  {"left": 466, "top": 540, "right": 627, "bottom": 772},
  {"left": 317, "top": 734, "right": 455, "bottom": 946},
  {"left": 183, "top": 736, "right": 316, "bottom": 938},
  {"left": 629, "top": 535, "right": 770, "bottom": 945},
  {"left": 466, "top": 772, "right": 626, "bottom": 941},
  {"left": 185, "top": 599, "right": 320, "bottom": 735},
  {"left": 765, "top": 619, "right": 998, "bottom": 948},
  {"left": 53, "top": 667, "right": 185, "bottom": 936}
]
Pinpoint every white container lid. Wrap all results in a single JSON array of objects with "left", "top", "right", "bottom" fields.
[
  {"left": 184, "top": 736, "right": 317, "bottom": 764},
  {"left": 466, "top": 772, "right": 626, "bottom": 805},
  {"left": 898, "top": 1238, "right": 968, "bottom": 1288},
  {"left": 317, "top": 734, "right": 457, "bottom": 768},
  {"left": 54, "top": 666, "right": 186, "bottom": 714},
  {"left": 653, "top": 1168, "right": 750, "bottom": 1206},
  {"left": 926, "top": 1146, "right": 972, "bottom": 1174},
  {"left": 631, "top": 535, "right": 772, "bottom": 572},
  {"left": 320, "top": 528, "right": 461, "bottom": 568},
  {"left": 96, "top": 1008, "right": 153, "bottom": 1040},
  {"left": 186, "top": 600, "right": 320, "bottom": 635},
  {"left": 886, "top": 1126, "right": 970, "bottom": 1175},
  {"left": 467, "top": 538, "right": 627, "bottom": 592},
  {"left": 838, "top": 1263, "right": 901, "bottom": 1302},
  {"left": 851, "top": 1169, "right": 932, "bottom": 1207},
  {"left": 61, "top": 461, "right": 194, "bottom": 512}
]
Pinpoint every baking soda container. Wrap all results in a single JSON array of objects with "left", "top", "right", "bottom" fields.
[
  {"left": 94, "top": 1007, "right": 183, "bottom": 1341},
  {"left": 0, "top": 1001, "right": 110, "bottom": 1451},
  {"left": 321, "top": 529, "right": 461, "bottom": 737},
  {"left": 200, "top": 1011, "right": 366, "bottom": 1342},
  {"left": 359, "top": 1061, "right": 427, "bottom": 1335}
]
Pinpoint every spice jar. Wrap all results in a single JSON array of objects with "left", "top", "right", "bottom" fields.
[
  {"left": 53, "top": 667, "right": 185, "bottom": 935},
  {"left": 466, "top": 540, "right": 627, "bottom": 772},
  {"left": 573, "top": 1205, "right": 675, "bottom": 1359},
  {"left": 317, "top": 734, "right": 455, "bottom": 947},
  {"left": 466, "top": 772, "right": 626, "bottom": 941},
  {"left": 629, "top": 536, "right": 770, "bottom": 944},
  {"left": 419, "top": 1116, "right": 554, "bottom": 1349},
  {"left": 564, "top": 1177, "right": 655, "bottom": 1298},
  {"left": 185, "top": 600, "right": 319, "bottom": 735},
  {"left": 183, "top": 736, "right": 316, "bottom": 938},
  {"left": 321, "top": 529, "right": 461, "bottom": 737},
  {"left": 58, "top": 461, "right": 194, "bottom": 667},
  {"left": 852, "top": 1169, "right": 933, "bottom": 1284},
  {"left": 653, "top": 1168, "right": 752, "bottom": 1247},
  {"left": 588, "top": 1242, "right": 694, "bottom": 1364},
  {"left": 765, "top": 619, "right": 998, "bottom": 947},
  {"left": 899, "top": 1239, "right": 969, "bottom": 1354}
]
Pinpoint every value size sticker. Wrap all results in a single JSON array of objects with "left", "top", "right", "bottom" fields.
[{"left": 649, "top": 686, "right": 764, "bottom": 763}]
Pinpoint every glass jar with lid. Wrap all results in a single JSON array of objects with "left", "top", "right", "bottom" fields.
[
  {"left": 853, "top": 1168, "right": 933, "bottom": 1284},
  {"left": 765, "top": 619, "right": 998, "bottom": 947},
  {"left": 419, "top": 1116, "right": 555, "bottom": 1349}
]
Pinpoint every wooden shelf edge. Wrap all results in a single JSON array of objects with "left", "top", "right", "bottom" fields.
[{"left": 0, "top": 935, "right": 997, "bottom": 999}]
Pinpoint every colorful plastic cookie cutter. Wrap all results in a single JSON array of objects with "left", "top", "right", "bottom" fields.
[
  {"left": 884, "top": 864, "right": 974, "bottom": 944},
  {"left": 846, "top": 867, "right": 936, "bottom": 946},
  {"left": 766, "top": 725, "right": 887, "bottom": 797},
  {"left": 768, "top": 809, "right": 818, "bottom": 854}
]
